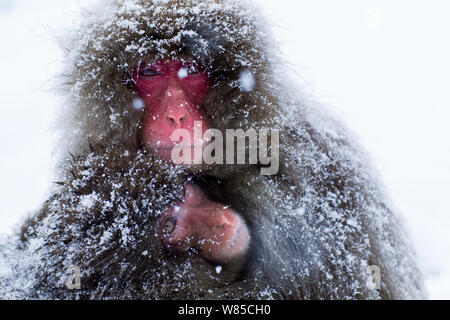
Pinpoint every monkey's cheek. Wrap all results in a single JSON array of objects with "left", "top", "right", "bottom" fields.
[
  {"left": 223, "top": 219, "right": 251, "bottom": 260},
  {"left": 159, "top": 227, "right": 194, "bottom": 252},
  {"left": 160, "top": 236, "right": 191, "bottom": 253},
  {"left": 198, "top": 220, "right": 250, "bottom": 263}
]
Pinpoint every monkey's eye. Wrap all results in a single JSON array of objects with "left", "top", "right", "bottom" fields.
[
  {"left": 139, "top": 67, "right": 160, "bottom": 77},
  {"left": 162, "top": 217, "right": 177, "bottom": 234}
]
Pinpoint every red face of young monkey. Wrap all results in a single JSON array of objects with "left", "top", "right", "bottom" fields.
[
  {"left": 133, "top": 60, "right": 211, "bottom": 163},
  {"left": 158, "top": 184, "right": 250, "bottom": 264}
]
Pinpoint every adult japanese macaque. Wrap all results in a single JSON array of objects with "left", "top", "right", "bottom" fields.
[{"left": 0, "top": 0, "right": 426, "bottom": 300}]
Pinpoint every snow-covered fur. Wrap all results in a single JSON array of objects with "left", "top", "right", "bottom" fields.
[
  {"left": 7, "top": 149, "right": 269, "bottom": 299},
  {"left": 55, "top": 0, "right": 273, "bottom": 166},
  {"left": 0, "top": 0, "right": 426, "bottom": 299}
]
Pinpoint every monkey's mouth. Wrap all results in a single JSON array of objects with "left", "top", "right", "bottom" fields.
[
  {"left": 152, "top": 145, "right": 205, "bottom": 151},
  {"left": 151, "top": 145, "right": 206, "bottom": 164}
]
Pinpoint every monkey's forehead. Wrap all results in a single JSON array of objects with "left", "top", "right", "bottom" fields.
[{"left": 66, "top": 0, "right": 272, "bottom": 81}]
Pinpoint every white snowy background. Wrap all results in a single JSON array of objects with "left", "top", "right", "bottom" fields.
[{"left": 0, "top": 0, "right": 449, "bottom": 299}]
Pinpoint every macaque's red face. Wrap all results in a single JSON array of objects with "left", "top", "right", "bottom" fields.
[{"left": 133, "top": 60, "right": 211, "bottom": 162}]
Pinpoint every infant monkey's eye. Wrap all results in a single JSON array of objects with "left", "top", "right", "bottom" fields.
[
  {"left": 162, "top": 217, "right": 177, "bottom": 234},
  {"left": 140, "top": 67, "right": 160, "bottom": 77}
]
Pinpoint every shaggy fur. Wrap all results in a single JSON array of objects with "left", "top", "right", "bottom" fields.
[
  {"left": 18, "top": 148, "right": 270, "bottom": 299},
  {"left": 4, "top": 0, "right": 426, "bottom": 299}
]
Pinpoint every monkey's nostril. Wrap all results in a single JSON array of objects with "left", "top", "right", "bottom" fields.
[{"left": 162, "top": 217, "right": 177, "bottom": 234}]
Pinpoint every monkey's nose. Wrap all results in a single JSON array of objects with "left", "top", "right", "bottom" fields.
[
  {"left": 162, "top": 217, "right": 177, "bottom": 234},
  {"left": 165, "top": 107, "right": 187, "bottom": 126}
]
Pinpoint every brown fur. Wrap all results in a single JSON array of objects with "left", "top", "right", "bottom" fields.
[
  {"left": 20, "top": 147, "right": 270, "bottom": 299},
  {"left": 15, "top": 0, "right": 426, "bottom": 299}
]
